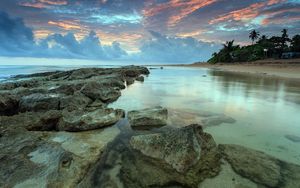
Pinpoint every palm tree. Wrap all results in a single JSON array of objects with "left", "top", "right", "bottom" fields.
[
  {"left": 281, "top": 29, "right": 289, "bottom": 48},
  {"left": 249, "top": 30, "right": 260, "bottom": 44},
  {"left": 223, "top": 40, "right": 235, "bottom": 52}
]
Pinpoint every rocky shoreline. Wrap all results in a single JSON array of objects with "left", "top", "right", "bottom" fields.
[{"left": 1, "top": 66, "right": 300, "bottom": 188}]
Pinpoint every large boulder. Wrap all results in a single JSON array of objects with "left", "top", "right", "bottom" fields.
[
  {"left": 58, "top": 108, "right": 125, "bottom": 132},
  {"left": 130, "top": 124, "right": 218, "bottom": 173},
  {"left": 80, "top": 81, "right": 121, "bottom": 102},
  {"left": 0, "top": 93, "right": 19, "bottom": 115},
  {"left": 128, "top": 106, "right": 168, "bottom": 130},
  {"left": 19, "top": 93, "right": 61, "bottom": 112},
  {"left": 80, "top": 124, "right": 220, "bottom": 188}
]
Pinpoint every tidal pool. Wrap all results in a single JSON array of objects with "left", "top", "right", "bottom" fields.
[{"left": 110, "top": 67, "right": 300, "bottom": 165}]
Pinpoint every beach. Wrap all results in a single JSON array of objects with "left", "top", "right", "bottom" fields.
[{"left": 165, "top": 58, "right": 300, "bottom": 79}]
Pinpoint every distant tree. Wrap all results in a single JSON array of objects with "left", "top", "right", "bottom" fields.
[
  {"left": 249, "top": 30, "right": 260, "bottom": 44},
  {"left": 280, "top": 29, "right": 290, "bottom": 49},
  {"left": 291, "top": 34, "right": 300, "bottom": 52}
]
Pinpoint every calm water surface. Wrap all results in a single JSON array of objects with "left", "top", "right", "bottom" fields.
[
  {"left": 110, "top": 67, "right": 300, "bottom": 165},
  {"left": 1, "top": 65, "right": 300, "bottom": 165}
]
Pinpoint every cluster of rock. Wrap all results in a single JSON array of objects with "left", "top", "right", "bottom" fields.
[
  {"left": 1, "top": 66, "right": 300, "bottom": 187},
  {"left": 0, "top": 66, "right": 149, "bottom": 131},
  {"left": 0, "top": 66, "right": 149, "bottom": 187}
]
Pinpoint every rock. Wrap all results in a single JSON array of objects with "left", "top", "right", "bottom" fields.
[
  {"left": 201, "top": 115, "right": 236, "bottom": 127},
  {"left": 0, "top": 126, "right": 121, "bottom": 188},
  {"left": 80, "top": 124, "right": 220, "bottom": 188},
  {"left": 122, "top": 124, "right": 221, "bottom": 187},
  {"left": 125, "top": 77, "right": 135, "bottom": 85},
  {"left": 285, "top": 134, "right": 300, "bottom": 143},
  {"left": 49, "top": 82, "right": 84, "bottom": 95},
  {"left": 219, "top": 144, "right": 300, "bottom": 188},
  {"left": 19, "top": 93, "right": 61, "bottom": 112},
  {"left": 128, "top": 106, "right": 168, "bottom": 130},
  {"left": 0, "top": 93, "right": 19, "bottom": 115},
  {"left": 130, "top": 124, "right": 218, "bottom": 173},
  {"left": 136, "top": 76, "right": 144, "bottom": 82},
  {"left": 219, "top": 144, "right": 281, "bottom": 187},
  {"left": 80, "top": 81, "right": 121, "bottom": 102},
  {"left": 26, "top": 110, "right": 62, "bottom": 131},
  {"left": 60, "top": 92, "right": 92, "bottom": 110},
  {"left": 121, "top": 66, "right": 150, "bottom": 77},
  {"left": 58, "top": 108, "right": 125, "bottom": 131}
]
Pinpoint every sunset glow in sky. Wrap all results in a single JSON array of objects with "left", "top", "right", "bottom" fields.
[{"left": 0, "top": 0, "right": 299, "bottom": 63}]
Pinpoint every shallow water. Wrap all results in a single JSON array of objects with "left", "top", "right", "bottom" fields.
[{"left": 110, "top": 67, "right": 300, "bottom": 165}]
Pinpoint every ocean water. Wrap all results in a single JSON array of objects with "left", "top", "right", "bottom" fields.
[
  {"left": 1, "top": 63, "right": 300, "bottom": 165},
  {"left": 110, "top": 67, "right": 300, "bottom": 165}
]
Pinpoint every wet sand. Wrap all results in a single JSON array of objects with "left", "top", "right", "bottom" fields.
[{"left": 162, "top": 59, "right": 300, "bottom": 79}]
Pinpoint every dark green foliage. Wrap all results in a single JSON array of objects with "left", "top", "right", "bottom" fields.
[
  {"left": 291, "top": 35, "right": 300, "bottom": 52},
  {"left": 208, "top": 29, "right": 299, "bottom": 63}
]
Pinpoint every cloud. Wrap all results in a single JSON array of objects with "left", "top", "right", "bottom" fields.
[
  {"left": 0, "top": 11, "right": 127, "bottom": 60},
  {"left": 0, "top": 11, "right": 220, "bottom": 63},
  {"left": 135, "top": 31, "right": 220, "bottom": 62},
  {"left": 0, "top": 11, "right": 35, "bottom": 56},
  {"left": 143, "top": 0, "right": 217, "bottom": 27}
]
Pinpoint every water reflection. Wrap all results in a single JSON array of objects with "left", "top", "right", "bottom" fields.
[
  {"left": 209, "top": 70, "right": 300, "bottom": 105},
  {"left": 110, "top": 67, "right": 300, "bottom": 164}
]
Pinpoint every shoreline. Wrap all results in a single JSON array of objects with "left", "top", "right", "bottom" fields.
[{"left": 157, "top": 59, "right": 300, "bottom": 80}]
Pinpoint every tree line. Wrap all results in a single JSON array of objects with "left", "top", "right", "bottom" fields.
[{"left": 208, "top": 29, "right": 300, "bottom": 63}]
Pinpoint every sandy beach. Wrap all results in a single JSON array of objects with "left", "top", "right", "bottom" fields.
[{"left": 164, "top": 59, "right": 300, "bottom": 79}]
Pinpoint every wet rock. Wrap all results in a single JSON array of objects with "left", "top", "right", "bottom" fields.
[
  {"left": 130, "top": 124, "right": 217, "bottom": 173},
  {"left": 201, "top": 115, "right": 236, "bottom": 127},
  {"left": 219, "top": 144, "right": 281, "bottom": 187},
  {"left": 58, "top": 108, "right": 125, "bottom": 132},
  {"left": 0, "top": 93, "right": 19, "bottom": 115},
  {"left": 125, "top": 77, "right": 135, "bottom": 85},
  {"left": 121, "top": 66, "right": 150, "bottom": 77},
  {"left": 285, "top": 134, "right": 300, "bottom": 143},
  {"left": 60, "top": 92, "right": 92, "bottom": 110},
  {"left": 136, "top": 76, "right": 144, "bottom": 82},
  {"left": 123, "top": 124, "right": 220, "bottom": 187},
  {"left": 19, "top": 93, "right": 62, "bottom": 112},
  {"left": 219, "top": 144, "right": 300, "bottom": 188},
  {"left": 128, "top": 106, "right": 168, "bottom": 129},
  {"left": 26, "top": 110, "right": 62, "bottom": 131},
  {"left": 49, "top": 82, "right": 84, "bottom": 95},
  {"left": 80, "top": 81, "right": 121, "bottom": 102},
  {"left": 80, "top": 124, "right": 220, "bottom": 188}
]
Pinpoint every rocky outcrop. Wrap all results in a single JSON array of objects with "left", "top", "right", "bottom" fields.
[
  {"left": 19, "top": 93, "right": 62, "bottom": 112},
  {"left": 79, "top": 124, "right": 221, "bottom": 188},
  {"left": 129, "top": 124, "right": 219, "bottom": 173},
  {"left": 58, "top": 108, "right": 125, "bottom": 132},
  {"left": 0, "top": 93, "right": 19, "bottom": 115},
  {"left": 0, "top": 66, "right": 149, "bottom": 187},
  {"left": 128, "top": 106, "right": 168, "bottom": 129},
  {"left": 80, "top": 81, "right": 121, "bottom": 102}
]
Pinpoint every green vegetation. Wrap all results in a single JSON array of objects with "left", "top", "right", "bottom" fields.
[{"left": 208, "top": 29, "right": 300, "bottom": 64}]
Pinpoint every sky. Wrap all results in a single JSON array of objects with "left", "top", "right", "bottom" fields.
[{"left": 0, "top": 0, "right": 299, "bottom": 63}]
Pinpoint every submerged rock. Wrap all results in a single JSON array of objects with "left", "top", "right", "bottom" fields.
[
  {"left": 128, "top": 106, "right": 168, "bottom": 129},
  {"left": 285, "top": 134, "right": 300, "bottom": 143},
  {"left": 58, "top": 108, "right": 125, "bottom": 132},
  {"left": 219, "top": 144, "right": 300, "bottom": 188},
  {"left": 201, "top": 115, "right": 236, "bottom": 127}
]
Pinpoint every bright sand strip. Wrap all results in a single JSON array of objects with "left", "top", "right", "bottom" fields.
[{"left": 165, "top": 59, "right": 300, "bottom": 79}]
